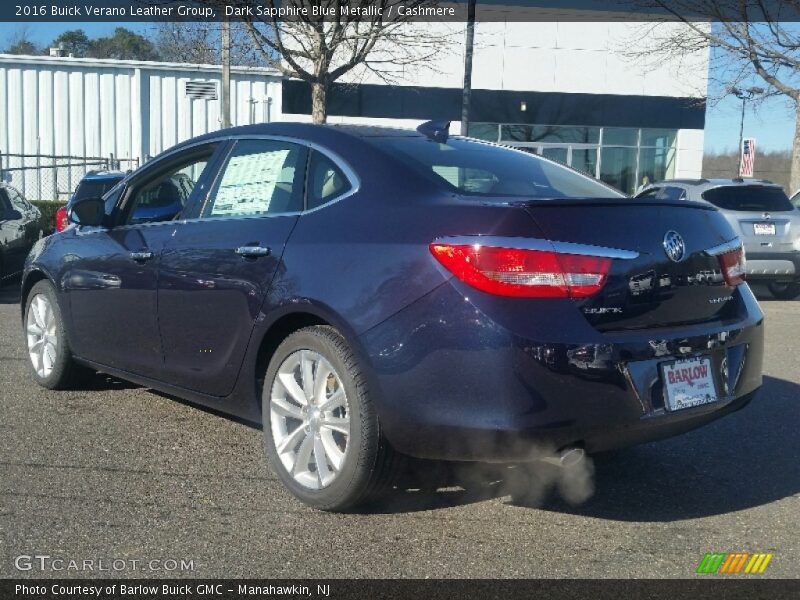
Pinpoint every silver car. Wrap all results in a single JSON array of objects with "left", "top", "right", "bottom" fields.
[{"left": 637, "top": 179, "right": 800, "bottom": 299}]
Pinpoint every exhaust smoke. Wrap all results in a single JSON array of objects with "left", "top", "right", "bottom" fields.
[{"left": 507, "top": 446, "right": 595, "bottom": 507}]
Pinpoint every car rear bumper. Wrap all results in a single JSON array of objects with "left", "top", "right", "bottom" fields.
[
  {"left": 360, "top": 282, "right": 764, "bottom": 461},
  {"left": 745, "top": 251, "right": 800, "bottom": 281}
]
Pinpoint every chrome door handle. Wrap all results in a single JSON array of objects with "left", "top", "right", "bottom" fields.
[
  {"left": 235, "top": 246, "right": 271, "bottom": 258},
  {"left": 130, "top": 250, "right": 154, "bottom": 262}
]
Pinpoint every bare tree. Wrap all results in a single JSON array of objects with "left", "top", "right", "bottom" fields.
[
  {"left": 151, "top": 22, "right": 260, "bottom": 66},
  {"left": 5, "top": 25, "right": 39, "bottom": 55},
  {"left": 621, "top": 1, "right": 800, "bottom": 191},
  {"left": 201, "top": 0, "right": 454, "bottom": 123}
]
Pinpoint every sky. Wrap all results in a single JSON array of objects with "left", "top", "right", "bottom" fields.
[{"left": 0, "top": 21, "right": 794, "bottom": 154}]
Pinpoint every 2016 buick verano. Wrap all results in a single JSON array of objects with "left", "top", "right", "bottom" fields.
[{"left": 21, "top": 122, "right": 764, "bottom": 511}]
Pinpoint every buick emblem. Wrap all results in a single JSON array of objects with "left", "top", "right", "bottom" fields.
[{"left": 663, "top": 230, "right": 686, "bottom": 263}]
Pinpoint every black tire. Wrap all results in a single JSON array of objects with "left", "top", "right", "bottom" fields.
[
  {"left": 767, "top": 281, "right": 800, "bottom": 300},
  {"left": 262, "top": 325, "right": 402, "bottom": 511},
  {"left": 23, "top": 280, "right": 92, "bottom": 389}
]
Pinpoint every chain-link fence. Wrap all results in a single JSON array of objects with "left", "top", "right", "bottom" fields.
[{"left": 0, "top": 152, "right": 139, "bottom": 202}]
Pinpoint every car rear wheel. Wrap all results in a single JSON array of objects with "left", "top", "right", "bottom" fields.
[
  {"left": 24, "top": 280, "right": 91, "bottom": 389},
  {"left": 262, "top": 325, "right": 401, "bottom": 511},
  {"left": 767, "top": 281, "right": 800, "bottom": 300}
]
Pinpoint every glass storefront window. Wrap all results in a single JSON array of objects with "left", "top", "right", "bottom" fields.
[
  {"left": 638, "top": 146, "right": 676, "bottom": 186},
  {"left": 468, "top": 123, "right": 500, "bottom": 142},
  {"left": 640, "top": 128, "right": 677, "bottom": 148},
  {"left": 600, "top": 147, "right": 638, "bottom": 195},
  {"left": 602, "top": 128, "right": 638, "bottom": 146},
  {"left": 571, "top": 148, "right": 598, "bottom": 177},
  {"left": 501, "top": 125, "right": 600, "bottom": 144},
  {"left": 493, "top": 123, "right": 678, "bottom": 194},
  {"left": 541, "top": 147, "right": 568, "bottom": 164}
]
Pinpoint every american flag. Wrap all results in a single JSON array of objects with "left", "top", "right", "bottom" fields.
[{"left": 740, "top": 138, "right": 756, "bottom": 177}]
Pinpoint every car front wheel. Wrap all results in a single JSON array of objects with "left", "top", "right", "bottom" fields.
[
  {"left": 24, "top": 280, "right": 91, "bottom": 389},
  {"left": 767, "top": 281, "right": 800, "bottom": 300},
  {"left": 262, "top": 325, "right": 400, "bottom": 511}
]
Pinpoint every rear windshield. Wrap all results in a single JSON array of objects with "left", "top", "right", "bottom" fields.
[
  {"left": 701, "top": 186, "right": 794, "bottom": 212},
  {"left": 74, "top": 177, "right": 123, "bottom": 201},
  {"left": 372, "top": 137, "right": 624, "bottom": 199}
]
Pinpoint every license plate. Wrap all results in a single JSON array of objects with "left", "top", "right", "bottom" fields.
[
  {"left": 661, "top": 356, "right": 717, "bottom": 411},
  {"left": 754, "top": 222, "right": 776, "bottom": 235}
]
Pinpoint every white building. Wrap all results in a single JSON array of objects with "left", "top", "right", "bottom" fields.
[
  {"left": 0, "top": 54, "right": 282, "bottom": 200},
  {"left": 0, "top": 18, "right": 708, "bottom": 199}
]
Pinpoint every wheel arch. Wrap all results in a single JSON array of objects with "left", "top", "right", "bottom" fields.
[
  {"left": 248, "top": 305, "right": 375, "bottom": 417},
  {"left": 20, "top": 269, "right": 52, "bottom": 319}
]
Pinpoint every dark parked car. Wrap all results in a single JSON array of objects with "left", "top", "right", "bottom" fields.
[
  {"left": 21, "top": 122, "right": 764, "bottom": 511},
  {"left": 1, "top": 184, "right": 40, "bottom": 283},
  {"left": 637, "top": 179, "right": 800, "bottom": 299}
]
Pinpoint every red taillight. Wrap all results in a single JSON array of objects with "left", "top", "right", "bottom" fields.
[
  {"left": 429, "top": 243, "right": 611, "bottom": 298},
  {"left": 55, "top": 206, "right": 69, "bottom": 232},
  {"left": 718, "top": 246, "right": 746, "bottom": 286}
]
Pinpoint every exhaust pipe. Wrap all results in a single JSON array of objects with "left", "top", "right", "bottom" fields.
[{"left": 540, "top": 447, "right": 585, "bottom": 468}]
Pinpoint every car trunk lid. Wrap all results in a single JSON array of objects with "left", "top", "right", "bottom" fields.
[{"left": 518, "top": 198, "right": 743, "bottom": 331}]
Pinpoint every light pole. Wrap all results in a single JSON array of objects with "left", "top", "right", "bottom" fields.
[{"left": 730, "top": 86, "right": 764, "bottom": 175}]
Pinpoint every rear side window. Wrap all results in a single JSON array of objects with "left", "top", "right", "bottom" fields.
[
  {"left": 372, "top": 137, "right": 623, "bottom": 199},
  {"left": 306, "top": 151, "right": 352, "bottom": 210},
  {"left": 204, "top": 139, "right": 306, "bottom": 218},
  {"left": 702, "top": 186, "right": 794, "bottom": 212},
  {"left": 6, "top": 187, "right": 30, "bottom": 211}
]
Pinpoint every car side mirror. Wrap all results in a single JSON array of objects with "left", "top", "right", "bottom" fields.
[
  {"left": 69, "top": 196, "right": 105, "bottom": 227},
  {"left": 2, "top": 208, "right": 23, "bottom": 220}
]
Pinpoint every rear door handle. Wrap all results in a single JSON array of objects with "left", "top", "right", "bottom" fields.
[
  {"left": 130, "top": 250, "right": 154, "bottom": 262},
  {"left": 235, "top": 246, "right": 271, "bottom": 258}
]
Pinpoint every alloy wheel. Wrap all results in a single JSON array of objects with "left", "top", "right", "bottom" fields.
[
  {"left": 270, "top": 349, "right": 351, "bottom": 490},
  {"left": 26, "top": 293, "right": 58, "bottom": 379}
]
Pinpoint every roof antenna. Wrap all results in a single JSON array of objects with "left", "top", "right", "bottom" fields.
[{"left": 417, "top": 120, "right": 450, "bottom": 143}]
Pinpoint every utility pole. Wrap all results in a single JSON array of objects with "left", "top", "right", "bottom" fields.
[
  {"left": 460, "top": 0, "right": 476, "bottom": 137},
  {"left": 221, "top": 17, "right": 231, "bottom": 129}
]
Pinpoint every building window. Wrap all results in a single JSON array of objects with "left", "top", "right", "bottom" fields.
[
  {"left": 501, "top": 124, "right": 600, "bottom": 145},
  {"left": 600, "top": 147, "right": 638, "bottom": 194},
  {"left": 467, "top": 123, "right": 500, "bottom": 142},
  {"left": 468, "top": 122, "right": 678, "bottom": 195},
  {"left": 602, "top": 127, "right": 638, "bottom": 146}
]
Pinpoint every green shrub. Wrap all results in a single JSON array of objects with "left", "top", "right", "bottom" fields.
[{"left": 30, "top": 200, "right": 66, "bottom": 235}]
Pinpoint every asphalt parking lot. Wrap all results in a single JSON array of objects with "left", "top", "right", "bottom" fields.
[{"left": 1, "top": 281, "right": 798, "bottom": 579}]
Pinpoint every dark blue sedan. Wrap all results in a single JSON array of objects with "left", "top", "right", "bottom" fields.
[{"left": 21, "top": 122, "right": 764, "bottom": 510}]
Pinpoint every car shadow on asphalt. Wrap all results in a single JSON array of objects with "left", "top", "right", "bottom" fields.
[{"left": 364, "top": 375, "right": 800, "bottom": 519}]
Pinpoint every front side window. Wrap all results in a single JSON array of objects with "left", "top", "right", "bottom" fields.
[
  {"left": 204, "top": 139, "right": 306, "bottom": 218},
  {"left": 636, "top": 186, "right": 685, "bottom": 201},
  {"left": 373, "top": 137, "right": 623, "bottom": 199},
  {"left": 126, "top": 147, "right": 216, "bottom": 225}
]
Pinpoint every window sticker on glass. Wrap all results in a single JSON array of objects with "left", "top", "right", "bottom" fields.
[{"left": 211, "top": 149, "right": 291, "bottom": 216}]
